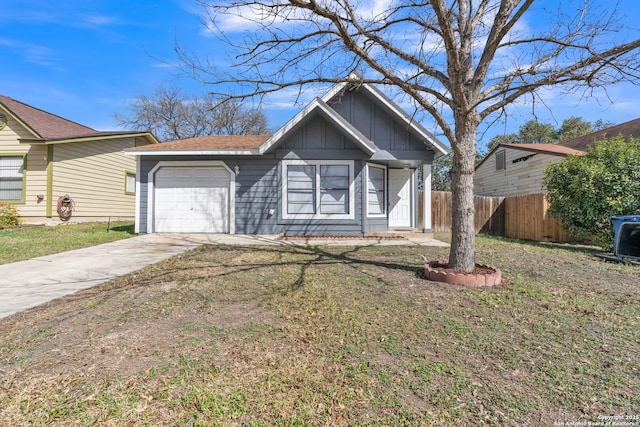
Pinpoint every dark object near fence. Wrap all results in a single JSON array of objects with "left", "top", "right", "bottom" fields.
[{"left": 610, "top": 215, "right": 640, "bottom": 264}]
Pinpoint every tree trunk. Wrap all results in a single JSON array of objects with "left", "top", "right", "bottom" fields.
[{"left": 448, "top": 116, "right": 479, "bottom": 272}]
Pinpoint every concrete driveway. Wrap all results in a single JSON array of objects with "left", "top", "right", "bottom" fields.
[{"left": 0, "top": 233, "right": 448, "bottom": 319}]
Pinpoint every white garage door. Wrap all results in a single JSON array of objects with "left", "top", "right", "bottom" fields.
[{"left": 154, "top": 166, "right": 230, "bottom": 233}]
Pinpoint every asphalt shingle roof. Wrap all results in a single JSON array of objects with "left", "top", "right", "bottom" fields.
[
  {"left": 127, "top": 134, "right": 272, "bottom": 151},
  {"left": 0, "top": 95, "right": 98, "bottom": 139},
  {"left": 559, "top": 118, "right": 640, "bottom": 151}
]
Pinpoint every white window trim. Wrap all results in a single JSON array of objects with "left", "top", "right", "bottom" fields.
[
  {"left": 366, "top": 163, "right": 387, "bottom": 218},
  {"left": 0, "top": 154, "right": 26, "bottom": 203},
  {"left": 281, "top": 159, "right": 355, "bottom": 220},
  {"left": 125, "top": 171, "right": 136, "bottom": 195},
  {"left": 146, "top": 160, "right": 235, "bottom": 234}
]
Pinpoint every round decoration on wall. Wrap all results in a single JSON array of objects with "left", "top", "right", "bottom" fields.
[{"left": 0, "top": 113, "right": 7, "bottom": 131}]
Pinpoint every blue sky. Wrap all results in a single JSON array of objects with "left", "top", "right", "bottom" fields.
[{"left": 2, "top": 0, "right": 640, "bottom": 149}]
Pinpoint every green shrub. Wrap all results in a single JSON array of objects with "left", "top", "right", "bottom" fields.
[
  {"left": 0, "top": 201, "right": 21, "bottom": 227},
  {"left": 544, "top": 136, "right": 640, "bottom": 251}
]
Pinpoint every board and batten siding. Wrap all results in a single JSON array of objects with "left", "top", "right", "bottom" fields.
[
  {"left": 234, "top": 159, "right": 280, "bottom": 234},
  {"left": 276, "top": 115, "right": 367, "bottom": 236},
  {"left": 474, "top": 148, "right": 566, "bottom": 197},
  {"left": 328, "top": 90, "right": 434, "bottom": 158},
  {"left": 51, "top": 137, "right": 139, "bottom": 217},
  {"left": 0, "top": 115, "right": 48, "bottom": 217},
  {"left": 277, "top": 114, "right": 373, "bottom": 158}
]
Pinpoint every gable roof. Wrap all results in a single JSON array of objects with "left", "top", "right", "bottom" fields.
[
  {"left": 0, "top": 94, "right": 158, "bottom": 145},
  {"left": 259, "top": 97, "right": 377, "bottom": 155},
  {"left": 475, "top": 142, "right": 583, "bottom": 170},
  {"left": 0, "top": 94, "right": 97, "bottom": 139},
  {"left": 322, "top": 78, "right": 449, "bottom": 158},
  {"left": 127, "top": 79, "right": 448, "bottom": 158},
  {"left": 558, "top": 117, "right": 640, "bottom": 151},
  {"left": 127, "top": 98, "right": 376, "bottom": 156}
]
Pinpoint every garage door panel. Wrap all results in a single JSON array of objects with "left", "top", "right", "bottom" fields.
[{"left": 154, "top": 166, "right": 230, "bottom": 233}]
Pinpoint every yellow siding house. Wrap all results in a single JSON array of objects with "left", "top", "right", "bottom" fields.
[{"left": 0, "top": 95, "right": 157, "bottom": 223}]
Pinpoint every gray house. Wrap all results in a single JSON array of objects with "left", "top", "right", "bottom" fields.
[{"left": 125, "top": 80, "right": 448, "bottom": 235}]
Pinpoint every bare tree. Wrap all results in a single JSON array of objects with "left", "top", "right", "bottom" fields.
[
  {"left": 114, "top": 85, "right": 270, "bottom": 141},
  {"left": 178, "top": 0, "right": 640, "bottom": 272}
]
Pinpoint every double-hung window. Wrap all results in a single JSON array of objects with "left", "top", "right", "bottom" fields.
[
  {"left": 0, "top": 155, "right": 25, "bottom": 202},
  {"left": 282, "top": 160, "right": 354, "bottom": 219},
  {"left": 320, "top": 165, "right": 349, "bottom": 214},
  {"left": 287, "top": 165, "right": 316, "bottom": 214},
  {"left": 366, "top": 164, "right": 386, "bottom": 217}
]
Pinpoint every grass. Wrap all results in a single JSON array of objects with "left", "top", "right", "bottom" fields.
[
  {"left": 0, "top": 235, "right": 639, "bottom": 425},
  {"left": 0, "top": 221, "right": 135, "bottom": 265}
]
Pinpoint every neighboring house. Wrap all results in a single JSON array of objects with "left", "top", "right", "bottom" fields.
[
  {"left": 0, "top": 95, "right": 158, "bottom": 222},
  {"left": 474, "top": 143, "right": 582, "bottom": 196},
  {"left": 125, "top": 80, "right": 449, "bottom": 235},
  {"left": 474, "top": 118, "right": 640, "bottom": 197},
  {"left": 559, "top": 117, "right": 640, "bottom": 151}
]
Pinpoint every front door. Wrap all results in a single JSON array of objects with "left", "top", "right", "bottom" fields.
[{"left": 388, "top": 169, "right": 413, "bottom": 228}]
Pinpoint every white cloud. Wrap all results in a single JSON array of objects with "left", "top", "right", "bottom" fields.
[
  {"left": 0, "top": 38, "right": 63, "bottom": 71},
  {"left": 198, "top": 0, "right": 400, "bottom": 34},
  {"left": 261, "top": 84, "right": 326, "bottom": 109},
  {"left": 357, "top": 0, "right": 396, "bottom": 20},
  {"left": 84, "top": 15, "right": 118, "bottom": 26},
  {"left": 199, "top": 3, "right": 309, "bottom": 34}
]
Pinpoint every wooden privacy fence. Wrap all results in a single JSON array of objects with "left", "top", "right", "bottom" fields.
[
  {"left": 430, "top": 191, "right": 504, "bottom": 235},
  {"left": 504, "top": 193, "right": 571, "bottom": 242},
  {"left": 428, "top": 191, "right": 571, "bottom": 242}
]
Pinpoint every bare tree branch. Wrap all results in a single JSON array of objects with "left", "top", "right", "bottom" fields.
[
  {"left": 113, "top": 85, "right": 270, "bottom": 141},
  {"left": 173, "top": 0, "right": 640, "bottom": 271}
]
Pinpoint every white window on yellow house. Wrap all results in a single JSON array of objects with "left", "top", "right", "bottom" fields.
[
  {"left": 125, "top": 171, "right": 136, "bottom": 195},
  {"left": 0, "top": 156, "right": 25, "bottom": 201}
]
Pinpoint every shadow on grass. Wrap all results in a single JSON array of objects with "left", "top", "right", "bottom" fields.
[
  {"left": 62, "top": 242, "right": 429, "bottom": 318},
  {"left": 285, "top": 244, "right": 424, "bottom": 290},
  {"left": 477, "top": 233, "right": 606, "bottom": 256},
  {"left": 108, "top": 224, "right": 136, "bottom": 234}
]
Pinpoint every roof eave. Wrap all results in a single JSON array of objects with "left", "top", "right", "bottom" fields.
[
  {"left": 500, "top": 143, "right": 582, "bottom": 156},
  {"left": 0, "top": 103, "right": 41, "bottom": 138},
  {"left": 474, "top": 143, "right": 582, "bottom": 170},
  {"left": 19, "top": 132, "right": 159, "bottom": 145},
  {"left": 124, "top": 149, "right": 261, "bottom": 156}
]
